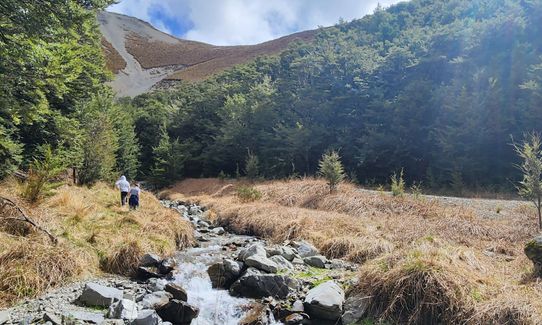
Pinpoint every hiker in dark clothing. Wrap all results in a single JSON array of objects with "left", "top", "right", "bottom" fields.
[{"left": 128, "top": 183, "right": 141, "bottom": 210}]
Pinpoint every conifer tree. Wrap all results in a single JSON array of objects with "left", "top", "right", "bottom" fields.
[{"left": 318, "top": 151, "right": 345, "bottom": 193}]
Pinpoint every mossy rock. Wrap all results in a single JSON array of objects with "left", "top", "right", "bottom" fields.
[{"left": 524, "top": 236, "right": 542, "bottom": 275}]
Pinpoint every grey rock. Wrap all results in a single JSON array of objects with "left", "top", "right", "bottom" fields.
[
  {"left": 245, "top": 253, "right": 279, "bottom": 273},
  {"left": 207, "top": 259, "right": 243, "bottom": 288},
  {"left": 133, "top": 310, "right": 161, "bottom": 325},
  {"left": 0, "top": 311, "right": 9, "bottom": 325},
  {"left": 292, "top": 300, "right": 304, "bottom": 312},
  {"left": 147, "top": 278, "right": 168, "bottom": 292},
  {"left": 42, "top": 313, "right": 61, "bottom": 325},
  {"left": 79, "top": 282, "right": 123, "bottom": 307},
  {"left": 238, "top": 243, "right": 266, "bottom": 261},
  {"left": 64, "top": 311, "right": 105, "bottom": 324},
  {"left": 292, "top": 241, "right": 319, "bottom": 258},
  {"left": 156, "top": 299, "right": 199, "bottom": 325},
  {"left": 270, "top": 255, "right": 294, "bottom": 270},
  {"left": 211, "top": 227, "right": 225, "bottom": 235},
  {"left": 525, "top": 236, "right": 542, "bottom": 275},
  {"left": 304, "top": 281, "right": 345, "bottom": 321},
  {"left": 303, "top": 255, "right": 328, "bottom": 268},
  {"left": 230, "top": 267, "right": 299, "bottom": 299},
  {"left": 140, "top": 291, "right": 172, "bottom": 309},
  {"left": 165, "top": 283, "right": 187, "bottom": 302},
  {"left": 281, "top": 246, "right": 297, "bottom": 261},
  {"left": 342, "top": 295, "right": 371, "bottom": 325},
  {"left": 108, "top": 298, "right": 138, "bottom": 320},
  {"left": 140, "top": 253, "right": 161, "bottom": 267}
]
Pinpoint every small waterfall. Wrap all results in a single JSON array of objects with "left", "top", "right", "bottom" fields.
[{"left": 172, "top": 245, "right": 251, "bottom": 325}]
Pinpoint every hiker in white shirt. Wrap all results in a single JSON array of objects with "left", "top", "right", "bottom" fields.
[{"left": 115, "top": 175, "right": 130, "bottom": 206}]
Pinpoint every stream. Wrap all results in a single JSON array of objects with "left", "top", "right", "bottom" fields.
[
  {"left": 166, "top": 202, "right": 281, "bottom": 324},
  {"left": 2, "top": 201, "right": 353, "bottom": 324}
]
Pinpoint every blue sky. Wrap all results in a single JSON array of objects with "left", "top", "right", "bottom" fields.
[{"left": 108, "top": 0, "right": 405, "bottom": 46}]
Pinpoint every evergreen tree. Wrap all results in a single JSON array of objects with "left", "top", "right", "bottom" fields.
[
  {"left": 78, "top": 96, "right": 118, "bottom": 184},
  {"left": 318, "top": 151, "right": 345, "bottom": 193},
  {"left": 150, "top": 126, "right": 185, "bottom": 187}
]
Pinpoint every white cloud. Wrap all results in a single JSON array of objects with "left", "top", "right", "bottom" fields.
[{"left": 108, "top": 0, "right": 405, "bottom": 45}]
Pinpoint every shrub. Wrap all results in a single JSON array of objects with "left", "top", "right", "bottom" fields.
[
  {"left": 513, "top": 132, "right": 542, "bottom": 229},
  {"left": 236, "top": 186, "right": 262, "bottom": 202},
  {"left": 21, "top": 145, "right": 66, "bottom": 203},
  {"left": 390, "top": 169, "right": 405, "bottom": 197},
  {"left": 245, "top": 150, "right": 260, "bottom": 180},
  {"left": 318, "top": 150, "right": 345, "bottom": 193}
]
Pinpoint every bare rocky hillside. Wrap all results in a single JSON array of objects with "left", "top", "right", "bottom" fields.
[{"left": 98, "top": 11, "right": 315, "bottom": 97}]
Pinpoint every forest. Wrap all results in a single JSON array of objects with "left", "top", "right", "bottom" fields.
[{"left": 3, "top": 0, "right": 542, "bottom": 192}]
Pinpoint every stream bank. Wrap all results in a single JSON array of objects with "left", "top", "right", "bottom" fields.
[{"left": 1, "top": 201, "right": 358, "bottom": 325}]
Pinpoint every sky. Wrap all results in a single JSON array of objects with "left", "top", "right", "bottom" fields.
[{"left": 107, "top": 0, "right": 405, "bottom": 46}]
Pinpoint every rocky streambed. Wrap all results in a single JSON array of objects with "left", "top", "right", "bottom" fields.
[{"left": 0, "top": 201, "right": 364, "bottom": 325}]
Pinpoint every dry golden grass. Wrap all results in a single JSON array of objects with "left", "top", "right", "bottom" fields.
[
  {"left": 0, "top": 181, "right": 193, "bottom": 307},
  {"left": 167, "top": 177, "right": 542, "bottom": 324}
]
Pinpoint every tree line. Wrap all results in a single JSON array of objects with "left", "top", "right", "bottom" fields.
[
  {"left": 3, "top": 0, "right": 542, "bottom": 194},
  {"left": 127, "top": 0, "right": 542, "bottom": 191}
]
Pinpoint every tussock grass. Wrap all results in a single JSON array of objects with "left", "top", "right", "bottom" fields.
[
  {"left": 0, "top": 181, "right": 193, "bottom": 307},
  {"left": 168, "top": 177, "right": 542, "bottom": 323}
]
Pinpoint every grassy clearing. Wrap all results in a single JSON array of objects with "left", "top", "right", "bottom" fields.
[
  {"left": 166, "top": 178, "right": 542, "bottom": 324},
  {"left": 0, "top": 180, "right": 193, "bottom": 307}
]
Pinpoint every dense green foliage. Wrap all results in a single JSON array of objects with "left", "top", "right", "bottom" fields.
[
  {"left": 0, "top": 0, "right": 140, "bottom": 184},
  {"left": 126, "top": 0, "right": 542, "bottom": 190}
]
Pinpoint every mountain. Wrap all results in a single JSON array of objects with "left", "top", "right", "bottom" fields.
[{"left": 98, "top": 11, "right": 315, "bottom": 97}]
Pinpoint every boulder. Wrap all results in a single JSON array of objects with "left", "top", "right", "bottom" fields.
[
  {"left": 303, "top": 255, "right": 328, "bottom": 268},
  {"left": 140, "top": 253, "right": 161, "bottom": 267},
  {"left": 525, "top": 236, "right": 542, "bottom": 275},
  {"left": 156, "top": 299, "right": 200, "bottom": 325},
  {"left": 238, "top": 243, "right": 266, "bottom": 261},
  {"left": 208, "top": 259, "right": 243, "bottom": 288},
  {"left": 133, "top": 310, "right": 162, "bottom": 325},
  {"left": 0, "top": 311, "right": 9, "bottom": 325},
  {"left": 108, "top": 299, "right": 138, "bottom": 320},
  {"left": 304, "top": 281, "right": 345, "bottom": 321},
  {"left": 140, "top": 291, "right": 172, "bottom": 309},
  {"left": 211, "top": 227, "right": 225, "bottom": 235},
  {"left": 245, "top": 253, "right": 279, "bottom": 273},
  {"left": 165, "top": 283, "right": 188, "bottom": 302},
  {"left": 270, "top": 255, "right": 294, "bottom": 270},
  {"left": 230, "top": 267, "right": 299, "bottom": 299},
  {"left": 291, "top": 241, "right": 319, "bottom": 258},
  {"left": 79, "top": 283, "right": 123, "bottom": 307},
  {"left": 342, "top": 295, "right": 371, "bottom": 325}
]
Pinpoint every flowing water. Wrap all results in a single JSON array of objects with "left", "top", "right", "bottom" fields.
[{"left": 165, "top": 203, "right": 281, "bottom": 325}]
